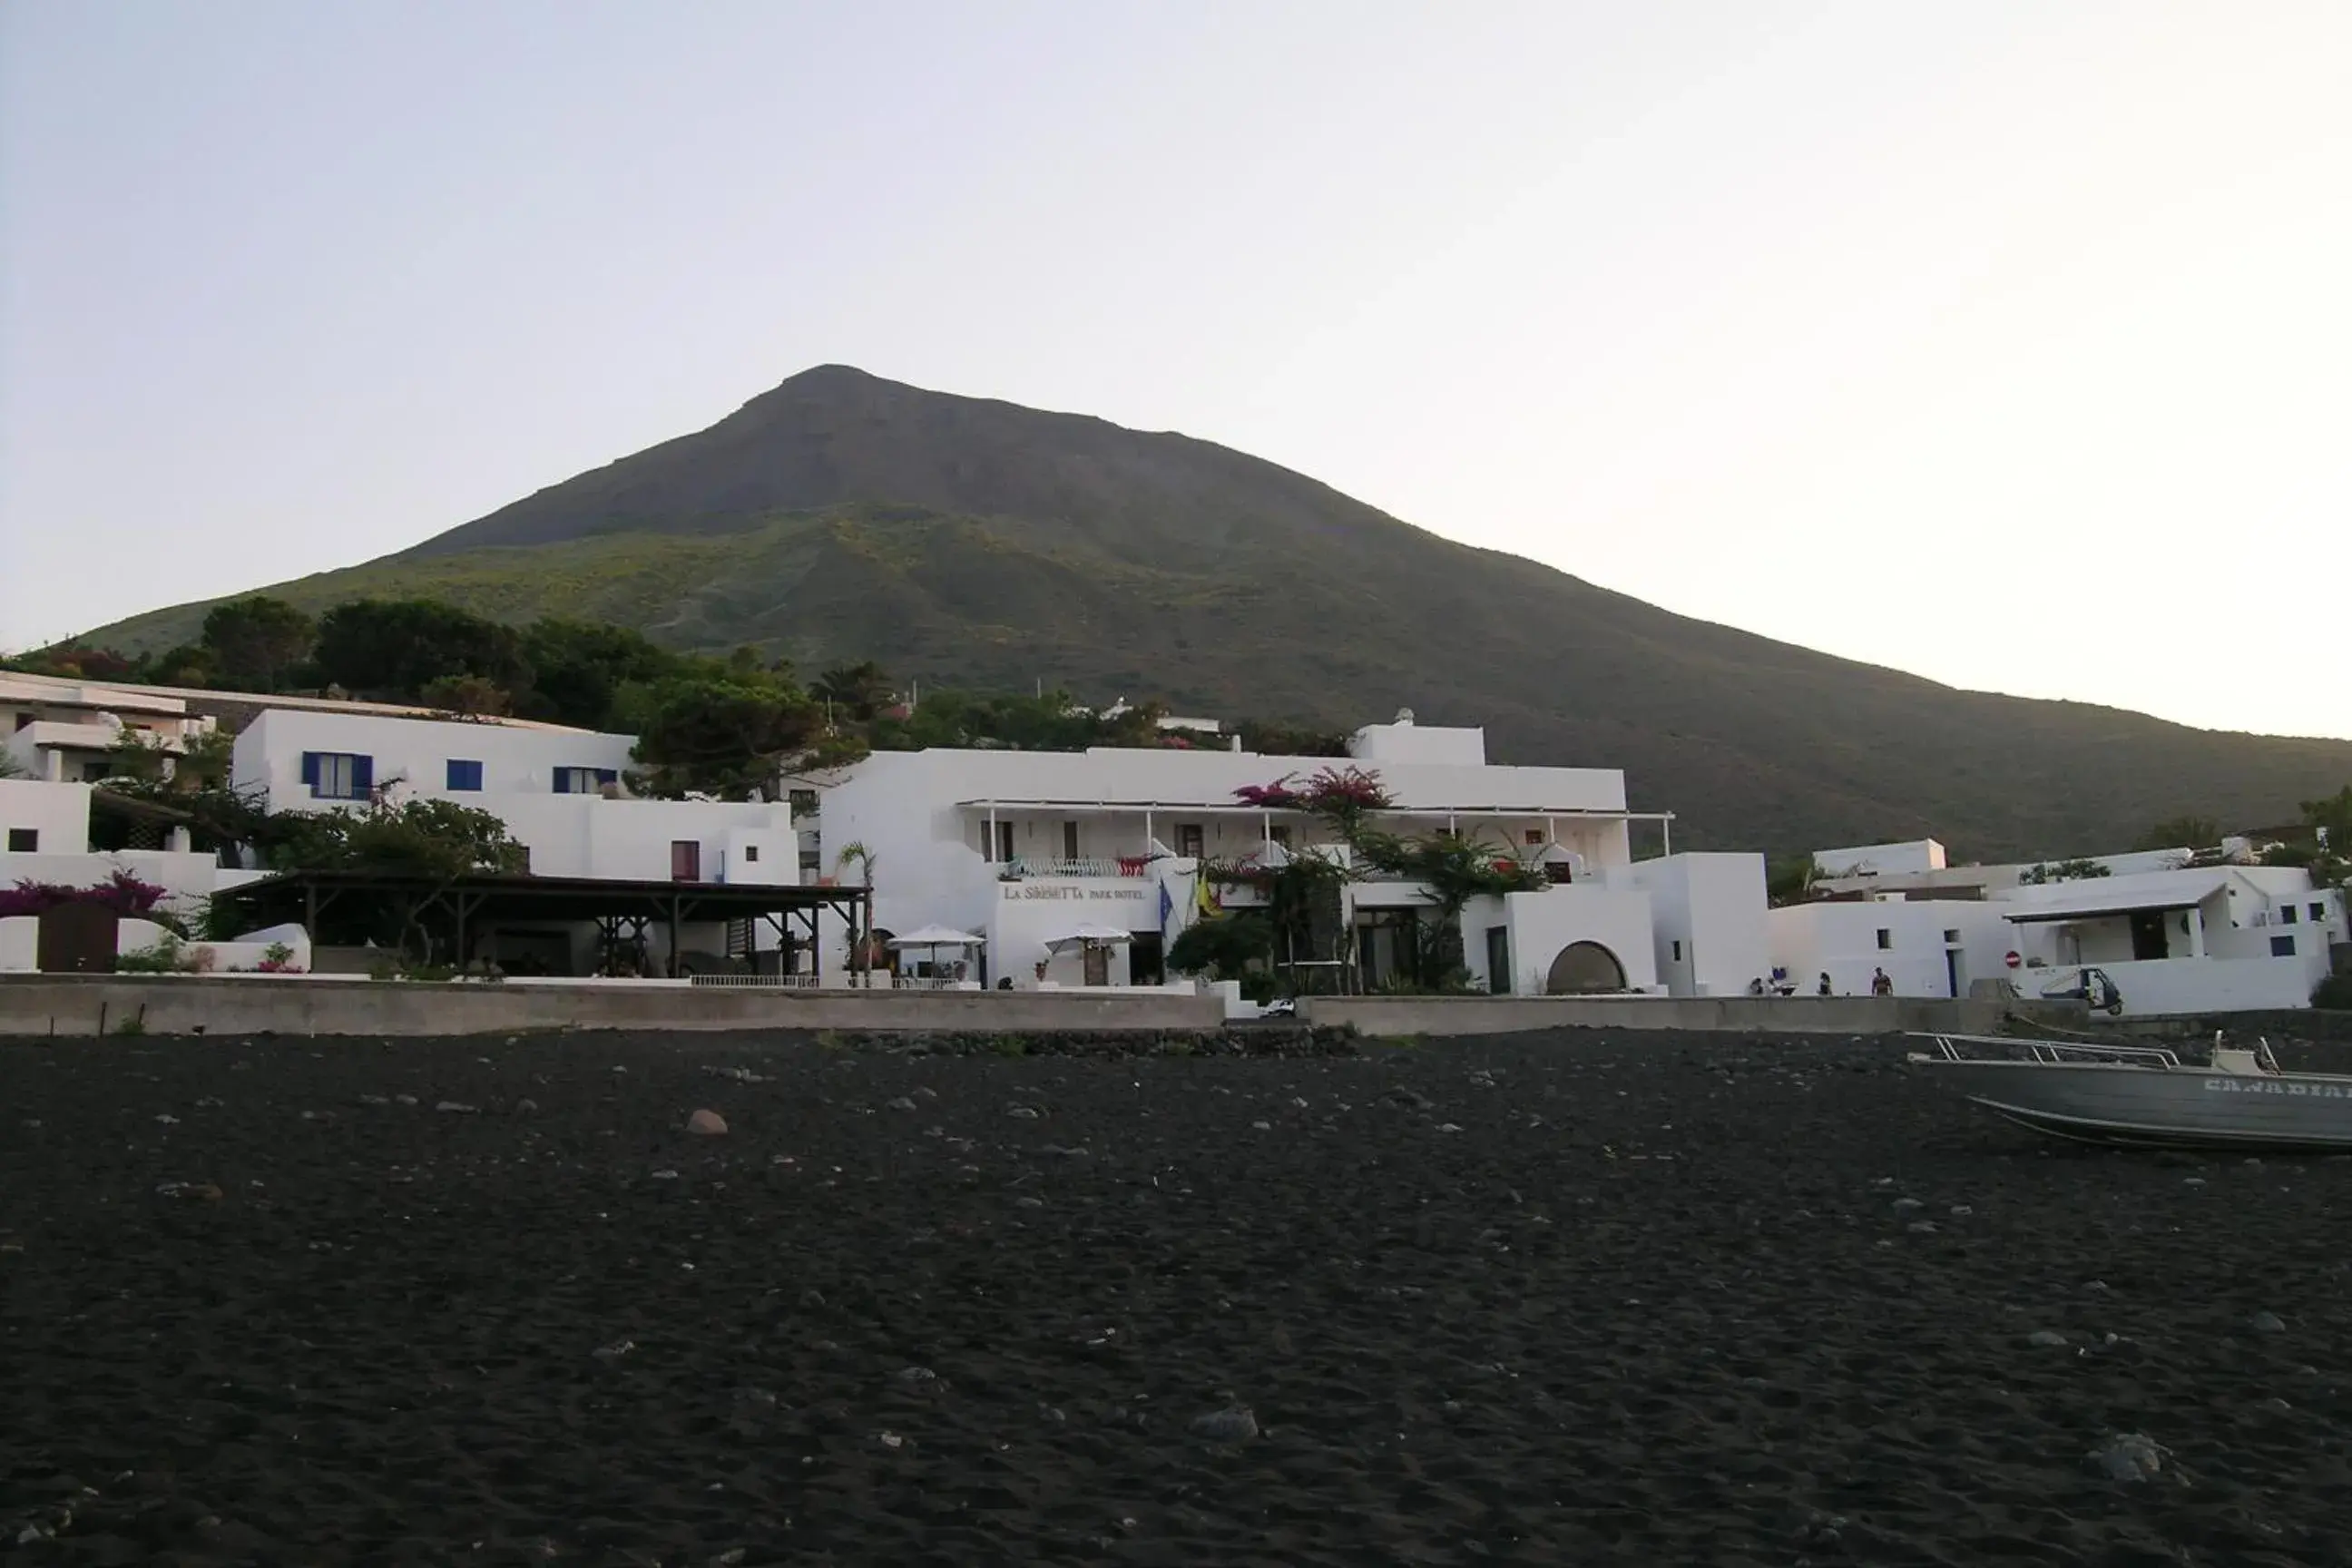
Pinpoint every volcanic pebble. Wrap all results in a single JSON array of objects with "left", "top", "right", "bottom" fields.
[{"left": 4, "top": 1027, "right": 2350, "bottom": 1563}]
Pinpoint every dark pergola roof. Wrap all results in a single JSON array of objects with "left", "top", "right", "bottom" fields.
[
  {"left": 214, "top": 867, "right": 867, "bottom": 926},
  {"left": 86, "top": 789, "right": 201, "bottom": 828}
]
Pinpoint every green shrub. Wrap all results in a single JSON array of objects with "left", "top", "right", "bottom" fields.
[
  {"left": 116, "top": 936, "right": 197, "bottom": 975},
  {"left": 2315, "top": 972, "right": 2352, "bottom": 1012}
]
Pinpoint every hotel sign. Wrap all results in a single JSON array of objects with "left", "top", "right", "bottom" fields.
[{"left": 1003, "top": 879, "right": 1152, "bottom": 905}]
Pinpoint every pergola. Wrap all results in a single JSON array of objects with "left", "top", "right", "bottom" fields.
[{"left": 211, "top": 868, "right": 871, "bottom": 978}]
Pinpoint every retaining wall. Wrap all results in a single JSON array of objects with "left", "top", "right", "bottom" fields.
[
  {"left": 0, "top": 975, "right": 1227, "bottom": 1038},
  {"left": 1302, "top": 993, "right": 2084, "bottom": 1037}
]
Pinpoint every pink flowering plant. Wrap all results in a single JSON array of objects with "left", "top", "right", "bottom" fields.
[{"left": 0, "top": 870, "right": 172, "bottom": 922}]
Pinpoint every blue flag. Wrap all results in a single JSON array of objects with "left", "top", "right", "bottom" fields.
[{"left": 1158, "top": 882, "right": 1174, "bottom": 932}]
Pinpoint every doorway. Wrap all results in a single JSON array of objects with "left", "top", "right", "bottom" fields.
[
  {"left": 670, "top": 840, "right": 701, "bottom": 882},
  {"left": 1128, "top": 931, "right": 1164, "bottom": 985},
  {"left": 2127, "top": 911, "right": 2170, "bottom": 961},
  {"left": 1544, "top": 941, "right": 1625, "bottom": 995},
  {"left": 1945, "top": 947, "right": 1965, "bottom": 999},
  {"left": 1083, "top": 945, "right": 1111, "bottom": 986},
  {"left": 1354, "top": 909, "right": 1421, "bottom": 990},
  {"left": 1485, "top": 926, "right": 1511, "bottom": 995}
]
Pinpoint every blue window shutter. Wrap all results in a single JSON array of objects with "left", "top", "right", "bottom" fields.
[
  {"left": 595, "top": 768, "right": 618, "bottom": 786},
  {"left": 553, "top": 768, "right": 571, "bottom": 793},
  {"left": 351, "top": 755, "right": 374, "bottom": 794},
  {"left": 446, "top": 759, "right": 481, "bottom": 791},
  {"left": 299, "top": 751, "right": 320, "bottom": 787}
]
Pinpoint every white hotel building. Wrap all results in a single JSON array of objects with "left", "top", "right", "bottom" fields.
[
  {"left": 230, "top": 709, "right": 803, "bottom": 975},
  {"left": 1773, "top": 838, "right": 2346, "bottom": 1015},
  {"left": 818, "top": 714, "right": 1768, "bottom": 996}
]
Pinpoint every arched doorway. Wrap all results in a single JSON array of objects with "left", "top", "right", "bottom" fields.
[{"left": 1544, "top": 941, "right": 1625, "bottom": 995}]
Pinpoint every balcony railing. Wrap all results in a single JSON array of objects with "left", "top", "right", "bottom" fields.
[
  {"left": 688, "top": 973, "right": 823, "bottom": 988},
  {"left": 995, "top": 856, "right": 1156, "bottom": 880}
]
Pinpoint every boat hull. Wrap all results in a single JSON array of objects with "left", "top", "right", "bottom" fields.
[{"left": 1913, "top": 1060, "right": 2352, "bottom": 1152}]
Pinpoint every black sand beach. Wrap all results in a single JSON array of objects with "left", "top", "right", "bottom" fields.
[{"left": 5, "top": 1027, "right": 2350, "bottom": 1566}]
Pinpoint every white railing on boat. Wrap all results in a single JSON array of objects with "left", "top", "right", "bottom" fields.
[{"left": 1910, "top": 1032, "right": 2185, "bottom": 1068}]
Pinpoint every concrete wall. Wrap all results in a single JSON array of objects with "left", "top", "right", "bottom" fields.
[
  {"left": 1347, "top": 720, "right": 1486, "bottom": 766},
  {"left": 2095, "top": 956, "right": 2317, "bottom": 1017},
  {"left": 1769, "top": 899, "right": 2010, "bottom": 998},
  {"left": 0, "top": 779, "right": 94, "bottom": 852},
  {"left": 1460, "top": 885, "right": 1660, "bottom": 996},
  {"left": 1302, "top": 993, "right": 2073, "bottom": 1036},
  {"left": 1813, "top": 838, "right": 1946, "bottom": 877},
  {"left": 0, "top": 917, "right": 33, "bottom": 972},
  {"left": 1632, "top": 852, "right": 1769, "bottom": 996},
  {"left": 0, "top": 974, "right": 1229, "bottom": 1037}
]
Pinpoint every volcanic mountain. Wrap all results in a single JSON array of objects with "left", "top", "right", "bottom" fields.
[{"left": 81, "top": 365, "right": 2352, "bottom": 858}]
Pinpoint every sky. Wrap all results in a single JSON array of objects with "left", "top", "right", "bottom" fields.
[{"left": 3, "top": 1, "right": 2347, "bottom": 739}]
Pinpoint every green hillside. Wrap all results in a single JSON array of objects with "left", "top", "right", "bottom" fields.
[{"left": 81, "top": 367, "right": 2352, "bottom": 859}]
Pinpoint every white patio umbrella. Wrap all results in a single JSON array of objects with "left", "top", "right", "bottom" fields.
[
  {"left": 1045, "top": 922, "right": 1134, "bottom": 950},
  {"left": 887, "top": 925, "right": 986, "bottom": 950},
  {"left": 887, "top": 924, "right": 985, "bottom": 981}
]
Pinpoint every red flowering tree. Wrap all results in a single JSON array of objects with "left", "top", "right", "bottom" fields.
[
  {"left": 0, "top": 870, "right": 170, "bottom": 921},
  {"left": 1231, "top": 775, "right": 1304, "bottom": 810}
]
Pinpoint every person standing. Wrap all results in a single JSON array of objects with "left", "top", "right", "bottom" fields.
[{"left": 1870, "top": 966, "right": 1894, "bottom": 996}]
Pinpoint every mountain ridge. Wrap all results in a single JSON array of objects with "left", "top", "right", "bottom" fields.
[{"left": 74, "top": 366, "right": 2352, "bottom": 859}]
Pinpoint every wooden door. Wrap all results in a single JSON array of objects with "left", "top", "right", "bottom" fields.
[{"left": 39, "top": 904, "right": 119, "bottom": 973}]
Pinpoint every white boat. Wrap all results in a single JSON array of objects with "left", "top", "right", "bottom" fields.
[{"left": 1907, "top": 1032, "right": 2352, "bottom": 1152}]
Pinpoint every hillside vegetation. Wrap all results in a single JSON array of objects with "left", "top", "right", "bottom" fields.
[{"left": 74, "top": 366, "right": 2352, "bottom": 858}]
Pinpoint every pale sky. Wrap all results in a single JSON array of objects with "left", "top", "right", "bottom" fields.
[{"left": 3, "top": 2, "right": 2346, "bottom": 739}]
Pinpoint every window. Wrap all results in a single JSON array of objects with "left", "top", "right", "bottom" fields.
[
  {"left": 1876, "top": 928, "right": 1893, "bottom": 950},
  {"left": 671, "top": 840, "right": 701, "bottom": 882},
  {"left": 554, "top": 766, "right": 618, "bottom": 794},
  {"left": 80, "top": 761, "right": 112, "bottom": 782},
  {"left": 2270, "top": 935, "right": 2296, "bottom": 957},
  {"left": 2281, "top": 905, "right": 2298, "bottom": 926},
  {"left": 2315, "top": 903, "right": 2329, "bottom": 923},
  {"left": 1942, "top": 929, "right": 1960, "bottom": 945},
  {"left": 994, "top": 821, "right": 1014, "bottom": 863},
  {"left": 446, "top": 759, "right": 484, "bottom": 791},
  {"left": 743, "top": 844, "right": 760, "bottom": 863},
  {"left": 300, "top": 750, "right": 372, "bottom": 800},
  {"left": 5, "top": 828, "right": 35, "bottom": 852},
  {"left": 1268, "top": 825, "right": 1293, "bottom": 847},
  {"left": 1670, "top": 939, "right": 1683, "bottom": 962},
  {"left": 1524, "top": 829, "right": 1544, "bottom": 847},
  {"left": 1177, "top": 824, "right": 1204, "bottom": 859},
  {"left": 12, "top": 713, "right": 31, "bottom": 730},
  {"left": 1062, "top": 820, "right": 1080, "bottom": 860}
]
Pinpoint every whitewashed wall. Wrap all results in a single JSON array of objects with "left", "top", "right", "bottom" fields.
[
  {"left": 1769, "top": 900, "right": 2012, "bottom": 998},
  {"left": 1632, "top": 853, "right": 1770, "bottom": 996},
  {"left": 0, "top": 779, "right": 94, "bottom": 854},
  {"left": 2096, "top": 956, "right": 2318, "bottom": 1015},
  {"left": 233, "top": 709, "right": 637, "bottom": 814},
  {"left": 1460, "top": 886, "right": 1660, "bottom": 996},
  {"left": 818, "top": 742, "right": 1642, "bottom": 973}
]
